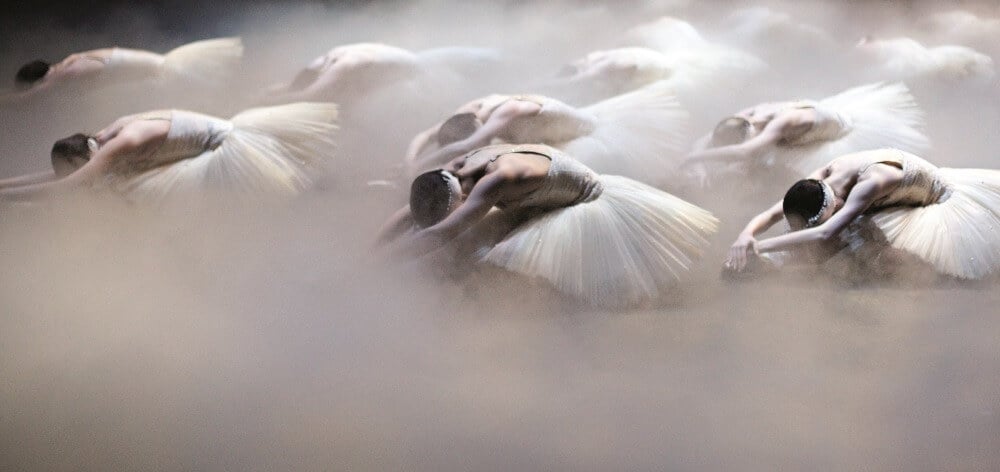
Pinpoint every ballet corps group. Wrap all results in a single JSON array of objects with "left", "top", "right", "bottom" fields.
[{"left": 2, "top": 9, "right": 999, "bottom": 308}]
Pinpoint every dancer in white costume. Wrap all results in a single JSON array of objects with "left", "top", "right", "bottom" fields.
[
  {"left": 379, "top": 143, "right": 719, "bottom": 308},
  {"left": 724, "top": 149, "right": 1000, "bottom": 280},
  {"left": 918, "top": 10, "right": 1000, "bottom": 60},
  {"left": 620, "top": 16, "right": 714, "bottom": 51},
  {"left": 555, "top": 47, "right": 765, "bottom": 103},
  {"left": 263, "top": 42, "right": 499, "bottom": 106},
  {"left": 405, "top": 84, "right": 688, "bottom": 184},
  {"left": 681, "top": 82, "right": 930, "bottom": 186},
  {"left": 4, "top": 38, "right": 243, "bottom": 102},
  {"left": 0, "top": 103, "right": 337, "bottom": 203},
  {"left": 855, "top": 36, "right": 995, "bottom": 83}
]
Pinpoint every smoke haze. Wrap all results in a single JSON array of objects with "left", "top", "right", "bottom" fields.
[{"left": 2, "top": 1, "right": 999, "bottom": 470}]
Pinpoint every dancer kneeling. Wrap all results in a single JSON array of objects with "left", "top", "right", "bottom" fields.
[
  {"left": 724, "top": 148, "right": 1000, "bottom": 280},
  {"left": 5, "top": 38, "right": 243, "bottom": 103},
  {"left": 405, "top": 84, "right": 687, "bottom": 185},
  {"left": 0, "top": 102, "right": 338, "bottom": 203},
  {"left": 379, "top": 144, "right": 719, "bottom": 308}
]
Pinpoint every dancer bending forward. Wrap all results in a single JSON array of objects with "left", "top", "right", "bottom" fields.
[
  {"left": 406, "top": 84, "right": 687, "bottom": 184},
  {"left": 725, "top": 149, "right": 1000, "bottom": 280},
  {"left": 0, "top": 102, "right": 338, "bottom": 203},
  {"left": 682, "top": 82, "right": 929, "bottom": 186},
  {"left": 6, "top": 38, "right": 243, "bottom": 101},
  {"left": 380, "top": 143, "right": 719, "bottom": 308}
]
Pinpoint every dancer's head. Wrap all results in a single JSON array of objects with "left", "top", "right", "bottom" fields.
[
  {"left": 410, "top": 169, "right": 463, "bottom": 228},
  {"left": 15, "top": 60, "right": 50, "bottom": 89},
  {"left": 51, "top": 133, "right": 96, "bottom": 177},
  {"left": 437, "top": 113, "right": 481, "bottom": 147},
  {"left": 783, "top": 179, "right": 835, "bottom": 230},
  {"left": 710, "top": 116, "right": 753, "bottom": 147}
]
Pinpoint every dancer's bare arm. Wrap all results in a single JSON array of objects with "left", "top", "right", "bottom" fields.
[
  {"left": 682, "top": 112, "right": 814, "bottom": 167},
  {"left": 0, "top": 171, "right": 57, "bottom": 189},
  {"left": 0, "top": 122, "right": 163, "bottom": 201},
  {"left": 725, "top": 165, "right": 832, "bottom": 271},
  {"left": 725, "top": 200, "right": 785, "bottom": 271},
  {"left": 405, "top": 124, "right": 442, "bottom": 164},
  {"left": 390, "top": 171, "right": 508, "bottom": 259},
  {"left": 375, "top": 205, "right": 416, "bottom": 246}
]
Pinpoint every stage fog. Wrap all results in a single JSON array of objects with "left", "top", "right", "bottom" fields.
[{"left": 1, "top": 1, "right": 999, "bottom": 470}]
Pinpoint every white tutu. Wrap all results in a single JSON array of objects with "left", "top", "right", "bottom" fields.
[
  {"left": 483, "top": 175, "right": 718, "bottom": 307},
  {"left": 161, "top": 37, "right": 244, "bottom": 86},
  {"left": 560, "top": 82, "right": 689, "bottom": 185},
  {"left": 860, "top": 37, "right": 995, "bottom": 83},
  {"left": 720, "top": 7, "right": 836, "bottom": 59},
  {"left": 120, "top": 102, "right": 338, "bottom": 203},
  {"left": 866, "top": 167, "right": 1000, "bottom": 279},
  {"left": 561, "top": 47, "right": 766, "bottom": 104},
  {"left": 781, "top": 82, "right": 931, "bottom": 175},
  {"left": 921, "top": 10, "right": 1000, "bottom": 43},
  {"left": 620, "top": 16, "right": 711, "bottom": 51},
  {"left": 416, "top": 46, "right": 503, "bottom": 75}
]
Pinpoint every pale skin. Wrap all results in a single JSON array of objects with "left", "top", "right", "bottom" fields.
[
  {"left": 378, "top": 148, "right": 552, "bottom": 260},
  {"left": 261, "top": 43, "right": 419, "bottom": 105},
  {"left": 725, "top": 149, "right": 908, "bottom": 273},
  {"left": 407, "top": 98, "right": 545, "bottom": 173},
  {"left": 1, "top": 48, "right": 159, "bottom": 104},
  {"left": 682, "top": 104, "right": 820, "bottom": 173},
  {"left": 555, "top": 48, "right": 671, "bottom": 97},
  {"left": 404, "top": 95, "right": 501, "bottom": 163},
  {"left": 0, "top": 116, "right": 170, "bottom": 201}
]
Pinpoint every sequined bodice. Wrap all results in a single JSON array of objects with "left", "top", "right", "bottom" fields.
[
  {"left": 464, "top": 145, "right": 604, "bottom": 211},
  {"left": 866, "top": 151, "right": 949, "bottom": 208}
]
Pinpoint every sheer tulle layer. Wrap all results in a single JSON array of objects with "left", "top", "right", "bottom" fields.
[
  {"left": 120, "top": 103, "right": 338, "bottom": 203},
  {"left": 868, "top": 167, "right": 1000, "bottom": 279},
  {"left": 561, "top": 83, "right": 689, "bottom": 185},
  {"left": 483, "top": 175, "right": 718, "bottom": 307}
]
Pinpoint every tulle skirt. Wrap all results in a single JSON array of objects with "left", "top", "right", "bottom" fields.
[
  {"left": 864, "top": 167, "right": 1000, "bottom": 279},
  {"left": 119, "top": 102, "right": 338, "bottom": 203},
  {"left": 161, "top": 37, "right": 244, "bottom": 86},
  {"left": 786, "top": 82, "right": 931, "bottom": 175},
  {"left": 560, "top": 82, "right": 689, "bottom": 186},
  {"left": 482, "top": 175, "right": 719, "bottom": 308}
]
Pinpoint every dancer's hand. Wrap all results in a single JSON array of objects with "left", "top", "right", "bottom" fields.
[{"left": 724, "top": 234, "right": 758, "bottom": 272}]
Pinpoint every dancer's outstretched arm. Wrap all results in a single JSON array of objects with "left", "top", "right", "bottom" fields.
[
  {"left": 0, "top": 170, "right": 57, "bottom": 189},
  {"left": 375, "top": 205, "right": 416, "bottom": 246},
  {"left": 725, "top": 200, "right": 786, "bottom": 271},
  {"left": 0, "top": 164, "right": 101, "bottom": 201},
  {"left": 682, "top": 122, "right": 784, "bottom": 166},
  {"left": 754, "top": 178, "right": 886, "bottom": 254},
  {"left": 0, "top": 130, "right": 143, "bottom": 201},
  {"left": 405, "top": 124, "right": 441, "bottom": 164}
]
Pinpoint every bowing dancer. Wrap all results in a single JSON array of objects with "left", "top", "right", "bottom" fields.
[
  {"left": 724, "top": 148, "right": 1000, "bottom": 281},
  {"left": 681, "top": 82, "right": 930, "bottom": 187},
  {"left": 262, "top": 42, "right": 499, "bottom": 107},
  {"left": 4, "top": 37, "right": 243, "bottom": 103},
  {"left": 855, "top": 36, "right": 995, "bottom": 83},
  {"left": 0, "top": 102, "right": 338, "bottom": 204},
  {"left": 553, "top": 46, "right": 765, "bottom": 105},
  {"left": 405, "top": 83, "right": 687, "bottom": 185},
  {"left": 379, "top": 144, "right": 718, "bottom": 308}
]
